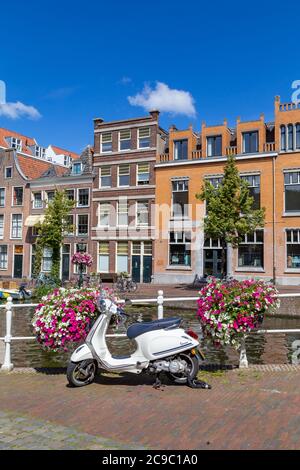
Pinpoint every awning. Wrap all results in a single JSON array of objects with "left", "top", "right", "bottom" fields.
[{"left": 24, "top": 215, "right": 45, "bottom": 227}]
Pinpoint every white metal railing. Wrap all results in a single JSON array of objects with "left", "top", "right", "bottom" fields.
[{"left": 1, "top": 290, "right": 300, "bottom": 371}]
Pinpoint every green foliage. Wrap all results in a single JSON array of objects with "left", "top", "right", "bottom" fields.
[
  {"left": 196, "top": 154, "right": 265, "bottom": 275},
  {"left": 32, "top": 284, "right": 59, "bottom": 301},
  {"left": 34, "top": 190, "right": 75, "bottom": 279}
]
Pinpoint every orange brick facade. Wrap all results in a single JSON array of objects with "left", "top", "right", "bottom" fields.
[{"left": 154, "top": 96, "right": 300, "bottom": 286}]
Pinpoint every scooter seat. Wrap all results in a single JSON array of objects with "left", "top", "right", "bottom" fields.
[{"left": 127, "top": 317, "right": 182, "bottom": 340}]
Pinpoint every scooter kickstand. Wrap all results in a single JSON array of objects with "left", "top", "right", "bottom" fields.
[{"left": 153, "top": 373, "right": 165, "bottom": 390}]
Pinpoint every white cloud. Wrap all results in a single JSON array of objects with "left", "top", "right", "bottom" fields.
[
  {"left": 128, "top": 82, "right": 196, "bottom": 117},
  {"left": 119, "top": 76, "right": 132, "bottom": 85},
  {"left": 0, "top": 101, "right": 41, "bottom": 120}
]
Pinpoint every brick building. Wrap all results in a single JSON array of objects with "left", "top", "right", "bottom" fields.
[
  {"left": 91, "top": 111, "right": 167, "bottom": 283},
  {"left": 154, "top": 96, "right": 300, "bottom": 286},
  {"left": 0, "top": 137, "right": 93, "bottom": 280}
]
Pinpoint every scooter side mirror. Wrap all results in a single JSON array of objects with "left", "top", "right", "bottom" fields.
[{"left": 97, "top": 298, "right": 107, "bottom": 313}]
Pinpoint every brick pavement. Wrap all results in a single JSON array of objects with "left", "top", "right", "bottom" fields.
[{"left": 1, "top": 368, "right": 300, "bottom": 450}]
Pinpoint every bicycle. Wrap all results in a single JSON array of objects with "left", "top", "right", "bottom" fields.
[{"left": 113, "top": 273, "right": 138, "bottom": 293}]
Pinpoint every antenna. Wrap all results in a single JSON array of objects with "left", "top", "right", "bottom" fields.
[{"left": 0, "top": 80, "right": 6, "bottom": 104}]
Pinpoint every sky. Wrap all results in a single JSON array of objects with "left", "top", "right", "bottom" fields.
[{"left": 0, "top": 0, "right": 300, "bottom": 153}]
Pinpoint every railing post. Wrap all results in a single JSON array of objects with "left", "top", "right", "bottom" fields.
[
  {"left": 239, "top": 336, "right": 248, "bottom": 368},
  {"left": 1, "top": 296, "right": 13, "bottom": 372},
  {"left": 157, "top": 290, "right": 164, "bottom": 319}
]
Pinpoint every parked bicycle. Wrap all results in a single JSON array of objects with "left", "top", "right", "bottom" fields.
[{"left": 113, "top": 272, "right": 138, "bottom": 293}]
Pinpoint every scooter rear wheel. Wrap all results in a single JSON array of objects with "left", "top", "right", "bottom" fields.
[
  {"left": 167, "top": 353, "right": 199, "bottom": 384},
  {"left": 67, "top": 360, "right": 97, "bottom": 387}
]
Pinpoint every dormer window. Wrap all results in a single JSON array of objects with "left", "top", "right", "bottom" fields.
[
  {"left": 207, "top": 135, "right": 222, "bottom": 157},
  {"left": 8, "top": 137, "right": 22, "bottom": 152},
  {"left": 72, "top": 162, "right": 82, "bottom": 175},
  {"left": 35, "top": 146, "right": 46, "bottom": 159}
]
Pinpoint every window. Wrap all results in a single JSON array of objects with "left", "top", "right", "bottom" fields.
[
  {"left": 119, "top": 129, "right": 131, "bottom": 151},
  {"left": 242, "top": 131, "right": 258, "bottom": 153},
  {"left": 241, "top": 175, "right": 260, "bottom": 209},
  {"left": 169, "top": 231, "right": 191, "bottom": 266},
  {"left": 66, "top": 189, "right": 75, "bottom": 201},
  {"left": 64, "top": 214, "right": 74, "bottom": 236},
  {"left": 100, "top": 167, "right": 111, "bottom": 187},
  {"left": 12, "top": 187, "right": 23, "bottom": 206},
  {"left": 0, "top": 188, "right": 5, "bottom": 207},
  {"left": 207, "top": 176, "right": 223, "bottom": 188},
  {"left": 11, "top": 214, "right": 22, "bottom": 239},
  {"left": 288, "top": 124, "right": 294, "bottom": 150},
  {"left": 174, "top": 140, "right": 188, "bottom": 160},
  {"left": 284, "top": 171, "right": 300, "bottom": 213},
  {"left": 33, "top": 192, "right": 43, "bottom": 209},
  {"left": 78, "top": 188, "right": 89, "bottom": 207},
  {"left": 46, "top": 191, "right": 55, "bottom": 204},
  {"left": 74, "top": 243, "right": 87, "bottom": 273},
  {"left": 5, "top": 167, "right": 12, "bottom": 179},
  {"left": 137, "top": 163, "right": 150, "bottom": 185},
  {"left": 117, "top": 201, "right": 128, "bottom": 226},
  {"left": 101, "top": 132, "right": 112, "bottom": 153},
  {"left": 0, "top": 245, "right": 8, "bottom": 269},
  {"left": 138, "top": 127, "right": 151, "bottom": 148},
  {"left": 238, "top": 230, "right": 264, "bottom": 268},
  {"left": 136, "top": 201, "right": 149, "bottom": 226},
  {"left": 280, "top": 125, "right": 286, "bottom": 151},
  {"left": 286, "top": 229, "right": 300, "bottom": 269},
  {"left": 64, "top": 155, "right": 71, "bottom": 166},
  {"left": 116, "top": 242, "right": 128, "bottom": 273},
  {"left": 35, "top": 146, "right": 46, "bottom": 159},
  {"left": 118, "top": 165, "right": 130, "bottom": 187},
  {"left": 77, "top": 214, "right": 88, "bottom": 236},
  {"left": 295, "top": 123, "right": 300, "bottom": 150},
  {"left": 72, "top": 162, "right": 82, "bottom": 175},
  {"left": 172, "top": 179, "right": 189, "bottom": 218},
  {"left": 98, "top": 242, "right": 109, "bottom": 272},
  {"left": 99, "top": 203, "right": 111, "bottom": 226},
  {"left": 31, "top": 244, "right": 36, "bottom": 277},
  {"left": 207, "top": 135, "right": 222, "bottom": 157},
  {"left": 42, "top": 247, "right": 53, "bottom": 272},
  {"left": 0, "top": 215, "right": 4, "bottom": 238},
  {"left": 10, "top": 137, "right": 22, "bottom": 152}
]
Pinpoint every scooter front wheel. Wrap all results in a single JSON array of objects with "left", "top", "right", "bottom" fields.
[{"left": 67, "top": 360, "right": 98, "bottom": 387}]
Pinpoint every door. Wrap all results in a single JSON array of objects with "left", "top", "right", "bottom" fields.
[
  {"left": 132, "top": 255, "right": 141, "bottom": 283},
  {"left": 143, "top": 255, "right": 152, "bottom": 283},
  {"left": 62, "top": 244, "right": 70, "bottom": 281},
  {"left": 14, "top": 245, "right": 23, "bottom": 278},
  {"left": 203, "top": 249, "right": 225, "bottom": 278}
]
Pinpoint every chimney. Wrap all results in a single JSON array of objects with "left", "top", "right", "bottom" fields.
[
  {"left": 93, "top": 117, "right": 104, "bottom": 129},
  {"left": 149, "top": 109, "right": 160, "bottom": 120}
]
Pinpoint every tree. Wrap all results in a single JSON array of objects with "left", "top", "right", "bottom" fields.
[
  {"left": 196, "top": 154, "right": 265, "bottom": 278},
  {"left": 33, "top": 190, "right": 75, "bottom": 281}
]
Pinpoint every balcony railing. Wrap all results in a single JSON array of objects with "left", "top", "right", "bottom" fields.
[
  {"left": 191, "top": 150, "right": 202, "bottom": 159},
  {"left": 225, "top": 146, "right": 238, "bottom": 156},
  {"left": 158, "top": 153, "right": 170, "bottom": 162},
  {"left": 263, "top": 142, "right": 276, "bottom": 152}
]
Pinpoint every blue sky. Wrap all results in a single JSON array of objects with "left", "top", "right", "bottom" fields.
[{"left": 0, "top": 0, "right": 300, "bottom": 152}]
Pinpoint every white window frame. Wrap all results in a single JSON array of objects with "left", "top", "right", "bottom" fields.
[
  {"left": 118, "top": 129, "right": 131, "bottom": 152},
  {"left": 238, "top": 230, "right": 264, "bottom": 269},
  {"left": 0, "top": 245, "right": 8, "bottom": 270},
  {"left": 101, "top": 132, "right": 113, "bottom": 153},
  {"left": 73, "top": 243, "right": 88, "bottom": 274},
  {"left": 116, "top": 242, "right": 129, "bottom": 273},
  {"left": 10, "top": 137, "right": 22, "bottom": 152},
  {"left": 0, "top": 188, "right": 6, "bottom": 207},
  {"left": 99, "top": 167, "right": 112, "bottom": 188},
  {"left": 136, "top": 163, "right": 150, "bottom": 186},
  {"left": 97, "top": 242, "right": 110, "bottom": 273},
  {"left": 42, "top": 246, "right": 53, "bottom": 273},
  {"left": 286, "top": 229, "right": 300, "bottom": 271},
  {"left": 117, "top": 200, "right": 129, "bottom": 227},
  {"left": 98, "top": 202, "right": 111, "bottom": 227},
  {"left": 12, "top": 186, "right": 24, "bottom": 207},
  {"left": 136, "top": 201, "right": 149, "bottom": 226},
  {"left": 76, "top": 213, "right": 89, "bottom": 237},
  {"left": 32, "top": 191, "right": 43, "bottom": 209},
  {"left": 72, "top": 162, "right": 82, "bottom": 175},
  {"left": 0, "top": 214, "right": 4, "bottom": 239},
  {"left": 138, "top": 127, "right": 151, "bottom": 149},
  {"left": 77, "top": 188, "right": 90, "bottom": 208},
  {"left": 118, "top": 165, "right": 130, "bottom": 187},
  {"left": 5, "top": 166, "right": 13, "bottom": 179},
  {"left": 10, "top": 214, "right": 23, "bottom": 240}
]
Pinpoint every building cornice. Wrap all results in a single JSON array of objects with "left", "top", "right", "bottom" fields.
[{"left": 155, "top": 152, "right": 278, "bottom": 168}]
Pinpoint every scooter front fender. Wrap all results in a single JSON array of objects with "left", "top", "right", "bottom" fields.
[{"left": 70, "top": 343, "right": 93, "bottom": 363}]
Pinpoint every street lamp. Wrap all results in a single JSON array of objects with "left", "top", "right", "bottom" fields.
[{"left": 77, "top": 240, "right": 85, "bottom": 288}]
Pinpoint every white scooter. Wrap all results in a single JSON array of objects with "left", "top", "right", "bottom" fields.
[{"left": 67, "top": 296, "right": 206, "bottom": 388}]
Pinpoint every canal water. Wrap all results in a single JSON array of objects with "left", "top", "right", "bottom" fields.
[{"left": 1, "top": 304, "right": 300, "bottom": 368}]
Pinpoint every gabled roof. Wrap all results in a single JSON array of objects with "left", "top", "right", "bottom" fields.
[
  {"left": 50, "top": 145, "right": 80, "bottom": 160},
  {"left": 0, "top": 127, "right": 36, "bottom": 156},
  {"left": 16, "top": 154, "right": 68, "bottom": 180}
]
